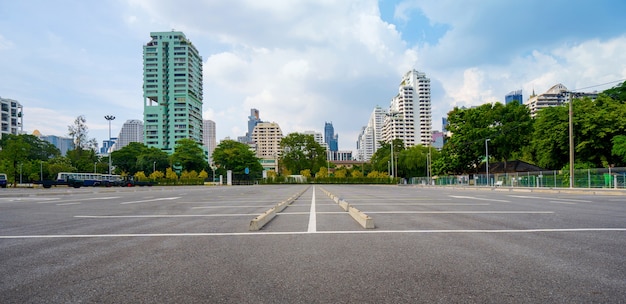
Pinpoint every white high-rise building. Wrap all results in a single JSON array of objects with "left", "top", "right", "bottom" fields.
[
  {"left": 203, "top": 120, "right": 216, "bottom": 164},
  {"left": 382, "top": 69, "right": 432, "bottom": 147},
  {"left": 113, "top": 120, "right": 144, "bottom": 151},
  {"left": 525, "top": 83, "right": 598, "bottom": 117},
  {"left": 1, "top": 97, "right": 23, "bottom": 136},
  {"left": 357, "top": 106, "right": 386, "bottom": 161}
]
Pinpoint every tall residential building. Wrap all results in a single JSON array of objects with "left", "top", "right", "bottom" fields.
[
  {"left": 324, "top": 122, "right": 338, "bottom": 151},
  {"left": 1, "top": 97, "right": 23, "bottom": 136},
  {"left": 356, "top": 106, "right": 386, "bottom": 161},
  {"left": 113, "top": 119, "right": 144, "bottom": 151},
  {"left": 505, "top": 90, "right": 523, "bottom": 104},
  {"left": 525, "top": 83, "right": 598, "bottom": 117},
  {"left": 203, "top": 119, "right": 216, "bottom": 164},
  {"left": 382, "top": 69, "right": 432, "bottom": 147},
  {"left": 142, "top": 31, "right": 203, "bottom": 154},
  {"left": 251, "top": 122, "right": 283, "bottom": 171}
]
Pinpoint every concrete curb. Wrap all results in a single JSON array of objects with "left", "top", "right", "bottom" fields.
[
  {"left": 412, "top": 185, "right": 626, "bottom": 196},
  {"left": 348, "top": 206, "right": 375, "bottom": 229},
  {"left": 319, "top": 187, "right": 375, "bottom": 229},
  {"left": 249, "top": 186, "right": 310, "bottom": 231}
]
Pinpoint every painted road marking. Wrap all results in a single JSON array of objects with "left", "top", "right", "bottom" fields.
[
  {"left": 352, "top": 203, "right": 491, "bottom": 206},
  {"left": 2, "top": 228, "right": 625, "bottom": 239},
  {"left": 75, "top": 214, "right": 254, "bottom": 218},
  {"left": 362, "top": 211, "right": 554, "bottom": 214},
  {"left": 120, "top": 197, "right": 180, "bottom": 205},
  {"left": 548, "top": 200, "right": 578, "bottom": 205},
  {"left": 509, "top": 195, "right": 591, "bottom": 203},
  {"left": 308, "top": 186, "right": 317, "bottom": 233},
  {"left": 56, "top": 202, "right": 82, "bottom": 206},
  {"left": 449, "top": 195, "right": 510, "bottom": 203},
  {"left": 38, "top": 197, "right": 120, "bottom": 204},
  {"left": 280, "top": 212, "right": 346, "bottom": 215},
  {"left": 191, "top": 206, "right": 275, "bottom": 209}
]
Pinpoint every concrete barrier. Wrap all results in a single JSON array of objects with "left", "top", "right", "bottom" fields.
[
  {"left": 320, "top": 187, "right": 375, "bottom": 229},
  {"left": 338, "top": 199, "right": 350, "bottom": 211},
  {"left": 249, "top": 208, "right": 277, "bottom": 231},
  {"left": 249, "top": 186, "right": 310, "bottom": 231},
  {"left": 348, "top": 206, "right": 375, "bottom": 229}
]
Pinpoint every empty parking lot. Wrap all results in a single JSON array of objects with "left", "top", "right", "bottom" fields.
[{"left": 1, "top": 185, "right": 625, "bottom": 303}]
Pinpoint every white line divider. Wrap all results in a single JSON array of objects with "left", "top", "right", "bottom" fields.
[
  {"left": 319, "top": 187, "right": 375, "bottom": 229},
  {"left": 249, "top": 186, "right": 311, "bottom": 231}
]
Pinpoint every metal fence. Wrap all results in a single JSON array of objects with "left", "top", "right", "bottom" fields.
[{"left": 410, "top": 167, "right": 626, "bottom": 189}]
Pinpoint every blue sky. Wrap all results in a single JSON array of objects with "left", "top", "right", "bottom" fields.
[{"left": 1, "top": 0, "right": 626, "bottom": 153}]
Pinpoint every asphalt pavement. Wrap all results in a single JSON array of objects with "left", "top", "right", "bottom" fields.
[{"left": 1, "top": 185, "right": 625, "bottom": 303}]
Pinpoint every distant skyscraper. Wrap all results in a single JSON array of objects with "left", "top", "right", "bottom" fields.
[
  {"left": 357, "top": 106, "right": 386, "bottom": 161},
  {"left": 505, "top": 90, "right": 523, "bottom": 104},
  {"left": 324, "top": 122, "right": 338, "bottom": 151},
  {"left": 1, "top": 97, "right": 23, "bottom": 136},
  {"left": 382, "top": 69, "right": 432, "bottom": 147},
  {"left": 100, "top": 138, "right": 117, "bottom": 155},
  {"left": 113, "top": 119, "right": 144, "bottom": 151},
  {"left": 34, "top": 130, "right": 74, "bottom": 156},
  {"left": 203, "top": 120, "right": 216, "bottom": 164},
  {"left": 239, "top": 108, "right": 264, "bottom": 144},
  {"left": 142, "top": 31, "right": 203, "bottom": 154}
]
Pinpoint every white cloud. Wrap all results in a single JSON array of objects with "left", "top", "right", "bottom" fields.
[{"left": 0, "top": 34, "right": 14, "bottom": 50}]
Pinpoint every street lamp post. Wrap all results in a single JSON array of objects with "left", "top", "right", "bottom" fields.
[
  {"left": 485, "top": 138, "right": 491, "bottom": 187},
  {"left": 104, "top": 115, "right": 115, "bottom": 175},
  {"left": 385, "top": 111, "right": 400, "bottom": 179}
]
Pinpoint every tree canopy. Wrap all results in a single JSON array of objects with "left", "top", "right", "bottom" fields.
[
  {"left": 279, "top": 133, "right": 327, "bottom": 176},
  {"left": 212, "top": 140, "right": 263, "bottom": 178}
]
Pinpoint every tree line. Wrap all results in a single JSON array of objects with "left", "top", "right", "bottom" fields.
[{"left": 2, "top": 82, "right": 625, "bottom": 185}]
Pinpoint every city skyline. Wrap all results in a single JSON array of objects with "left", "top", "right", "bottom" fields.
[{"left": 1, "top": 1, "right": 626, "bottom": 153}]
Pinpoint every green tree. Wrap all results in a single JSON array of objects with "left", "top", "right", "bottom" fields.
[
  {"left": 280, "top": 133, "right": 327, "bottom": 175},
  {"left": 111, "top": 142, "right": 147, "bottom": 174},
  {"left": 66, "top": 148, "right": 99, "bottom": 173},
  {"left": 601, "top": 81, "right": 626, "bottom": 102},
  {"left": 137, "top": 147, "right": 170, "bottom": 174},
  {"left": 212, "top": 140, "right": 263, "bottom": 178},
  {"left": 489, "top": 102, "right": 534, "bottom": 165},
  {"left": 530, "top": 95, "right": 626, "bottom": 169},
  {"left": 170, "top": 139, "right": 207, "bottom": 173},
  {"left": 370, "top": 139, "right": 404, "bottom": 175},
  {"left": 67, "top": 115, "right": 98, "bottom": 151},
  {"left": 47, "top": 156, "right": 77, "bottom": 179},
  {"left": 0, "top": 134, "right": 30, "bottom": 186},
  {"left": 612, "top": 135, "right": 626, "bottom": 163}
]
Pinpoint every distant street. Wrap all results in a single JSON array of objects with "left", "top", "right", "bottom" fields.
[{"left": 1, "top": 185, "right": 625, "bottom": 303}]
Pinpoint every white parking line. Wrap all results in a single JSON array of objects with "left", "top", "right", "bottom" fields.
[
  {"left": 191, "top": 206, "right": 274, "bottom": 209},
  {"left": 75, "top": 214, "right": 253, "bottom": 218},
  {"left": 354, "top": 203, "right": 491, "bottom": 206},
  {"left": 120, "top": 197, "right": 180, "bottom": 205},
  {"left": 2, "top": 228, "right": 625, "bottom": 239},
  {"left": 56, "top": 202, "right": 81, "bottom": 206},
  {"left": 308, "top": 187, "right": 317, "bottom": 233},
  {"left": 362, "top": 211, "right": 554, "bottom": 214},
  {"left": 38, "top": 197, "right": 119, "bottom": 204},
  {"left": 449, "top": 195, "right": 510, "bottom": 203},
  {"left": 509, "top": 195, "right": 591, "bottom": 203}
]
